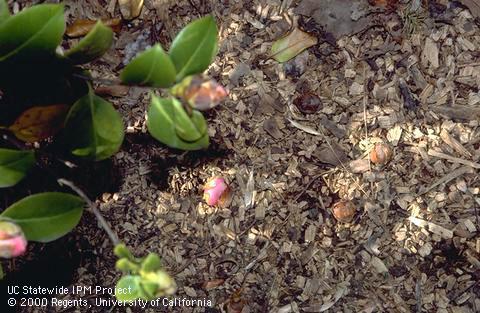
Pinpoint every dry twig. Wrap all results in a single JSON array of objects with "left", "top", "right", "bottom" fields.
[{"left": 58, "top": 178, "right": 120, "bottom": 246}]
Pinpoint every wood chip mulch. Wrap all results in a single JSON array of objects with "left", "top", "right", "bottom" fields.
[{"left": 15, "top": 0, "right": 480, "bottom": 312}]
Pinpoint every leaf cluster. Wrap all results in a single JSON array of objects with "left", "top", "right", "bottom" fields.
[
  {"left": 0, "top": 1, "right": 219, "bottom": 157},
  {"left": 114, "top": 243, "right": 177, "bottom": 300},
  {"left": 0, "top": 1, "right": 221, "bottom": 295},
  {"left": 0, "top": 2, "right": 220, "bottom": 191}
]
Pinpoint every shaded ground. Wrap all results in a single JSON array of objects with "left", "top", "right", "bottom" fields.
[{"left": 1, "top": 0, "right": 480, "bottom": 312}]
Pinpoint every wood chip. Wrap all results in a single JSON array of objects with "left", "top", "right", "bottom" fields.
[
  {"left": 422, "top": 38, "right": 439, "bottom": 69},
  {"left": 264, "top": 117, "right": 283, "bottom": 139},
  {"left": 314, "top": 143, "right": 349, "bottom": 166},
  {"left": 349, "top": 159, "right": 370, "bottom": 173},
  {"left": 370, "top": 256, "right": 389, "bottom": 273},
  {"left": 428, "top": 149, "right": 480, "bottom": 169},
  {"left": 439, "top": 129, "right": 472, "bottom": 158},
  {"left": 417, "top": 166, "right": 473, "bottom": 195},
  {"left": 409, "top": 216, "right": 454, "bottom": 239},
  {"left": 288, "top": 118, "right": 321, "bottom": 136},
  {"left": 320, "top": 116, "right": 346, "bottom": 138},
  {"left": 430, "top": 105, "right": 480, "bottom": 121},
  {"left": 459, "top": 0, "right": 480, "bottom": 18},
  {"left": 119, "top": 0, "right": 144, "bottom": 20}
]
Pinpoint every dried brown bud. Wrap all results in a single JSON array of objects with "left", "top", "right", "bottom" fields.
[
  {"left": 332, "top": 200, "right": 356, "bottom": 223},
  {"left": 293, "top": 93, "right": 322, "bottom": 114},
  {"left": 370, "top": 143, "right": 393, "bottom": 165}
]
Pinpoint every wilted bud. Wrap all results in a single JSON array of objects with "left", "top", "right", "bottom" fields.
[
  {"left": 141, "top": 270, "right": 177, "bottom": 297},
  {"left": 154, "top": 271, "right": 177, "bottom": 296},
  {"left": 0, "top": 220, "right": 27, "bottom": 258},
  {"left": 140, "top": 281, "right": 158, "bottom": 298},
  {"left": 116, "top": 258, "right": 139, "bottom": 272},
  {"left": 203, "top": 177, "right": 230, "bottom": 206},
  {"left": 141, "top": 253, "right": 162, "bottom": 272},
  {"left": 172, "top": 76, "right": 228, "bottom": 111},
  {"left": 114, "top": 243, "right": 134, "bottom": 260}
]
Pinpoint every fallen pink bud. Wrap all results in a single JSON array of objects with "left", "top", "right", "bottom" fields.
[{"left": 203, "top": 177, "right": 230, "bottom": 206}]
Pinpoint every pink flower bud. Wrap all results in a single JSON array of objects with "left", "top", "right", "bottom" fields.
[
  {"left": 0, "top": 221, "right": 27, "bottom": 258},
  {"left": 203, "top": 177, "right": 230, "bottom": 206}
]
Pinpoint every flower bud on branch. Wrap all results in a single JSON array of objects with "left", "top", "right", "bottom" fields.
[
  {"left": 171, "top": 76, "right": 228, "bottom": 111},
  {"left": 0, "top": 220, "right": 27, "bottom": 258}
]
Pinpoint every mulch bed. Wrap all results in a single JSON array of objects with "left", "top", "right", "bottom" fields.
[{"left": 2, "top": 0, "right": 480, "bottom": 312}]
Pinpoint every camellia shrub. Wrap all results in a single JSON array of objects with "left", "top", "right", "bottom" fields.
[{"left": 0, "top": 1, "right": 226, "bottom": 300}]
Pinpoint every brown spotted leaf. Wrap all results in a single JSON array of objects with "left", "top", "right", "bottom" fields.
[
  {"left": 66, "top": 18, "right": 122, "bottom": 38},
  {"left": 270, "top": 27, "right": 317, "bottom": 63},
  {"left": 9, "top": 105, "right": 69, "bottom": 142}
]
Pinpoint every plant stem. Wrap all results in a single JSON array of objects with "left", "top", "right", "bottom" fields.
[
  {"left": 0, "top": 129, "right": 26, "bottom": 150},
  {"left": 1, "top": 130, "right": 121, "bottom": 246},
  {"left": 72, "top": 73, "right": 121, "bottom": 86},
  {"left": 57, "top": 178, "right": 120, "bottom": 246},
  {"left": 72, "top": 73, "right": 153, "bottom": 90}
]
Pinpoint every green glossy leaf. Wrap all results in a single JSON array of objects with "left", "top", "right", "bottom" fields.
[
  {"left": 116, "top": 275, "right": 142, "bottom": 301},
  {"left": 0, "top": 4, "right": 65, "bottom": 62},
  {"left": 0, "top": 148, "right": 35, "bottom": 188},
  {"left": 171, "top": 100, "right": 205, "bottom": 142},
  {"left": 0, "top": 192, "right": 85, "bottom": 242},
  {"left": 0, "top": 0, "right": 10, "bottom": 24},
  {"left": 189, "top": 110, "right": 208, "bottom": 136},
  {"left": 120, "top": 44, "right": 176, "bottom": 88},
  {"left": 147, "top": 95, "right": 209, "bottom": 150},
  {"left": 64, "top": 21, "right": 113, "bottom": 64},
  {"left": 64, "top": 92, "right": 124, "bottom": 161},
  {"left": 169, "top": 15, "right": 218, "bottom": 80}
]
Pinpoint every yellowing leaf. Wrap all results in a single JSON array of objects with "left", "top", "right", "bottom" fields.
[
  {"left": 66, "top": 18, "right": 122, "bottom": 38},
  {"left": 270, "top": 27, "right": 317, "bottom": 63},
  {"left": 9, "top": 104, "right": 69, "bottom": 142},
  {"left": 119, "top": 0, "right": 144, "bottom": 20}
]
